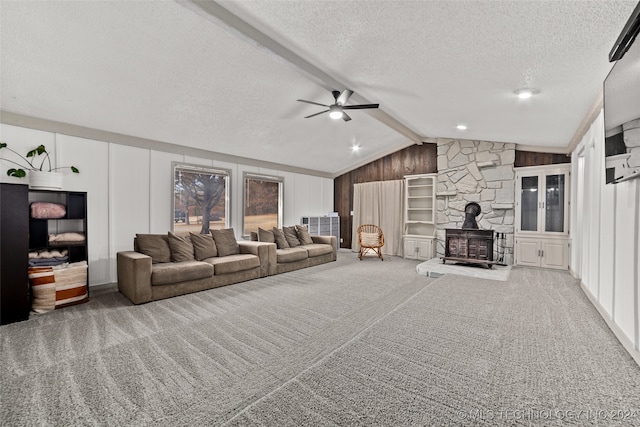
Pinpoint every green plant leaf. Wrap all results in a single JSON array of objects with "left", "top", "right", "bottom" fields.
[
  {"left": 0, "top": 142, "right": 7, "bottom": 149},
  {"left": 7, "top": 168, "right": 26, "bottom": 178},
  {"left": 26, "top": 148, "right": 38, "bottom": 158},
  {"left": 36, "top": 145, "right": 46, "bottom": 155},
  {"left": 71, "top": 166, "right": 79, "bottom": 173}
]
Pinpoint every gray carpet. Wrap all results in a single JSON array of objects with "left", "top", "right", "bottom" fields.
[{"left": 2, "top": 253, "right": 639, "bottom": 426}]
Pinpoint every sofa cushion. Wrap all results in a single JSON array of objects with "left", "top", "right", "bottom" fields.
[
  {"left": 190, "top": 232, "right": 217, "bottom": 260},
  {"left": 211, "top": 228, "right": 240, "bottom": 257},
  {"left": 283, "top": 226, "right": 301, "bottom": 247},
  {"left": 250, "top": 231, "right": 258, "bottom": 241},
  {"left": 168, "top": 232, "right": 195, "bottom": 262},
  {"left": 272, "top": 227, "right": 290, "bottom": 249},
  {"left": 204, "top": 254, "right": 260, "bottom": 275},
  {"left": 300, "top": 243, "right": 334, "bottom": 258},
  {"left": 295, "top": 225, "right": 314, "bottom": 245},
  {"left": 258, "top": 227, "right": 275, "bottom": 243},
  {"left": 276, "top": 247, "right": 308, "bottom": 263},
  {"left": 136, "top": 234, "right": 171, "bottom": 264},
  {"left": 151, "top": 261, "right": 213, "bottom": 286}
]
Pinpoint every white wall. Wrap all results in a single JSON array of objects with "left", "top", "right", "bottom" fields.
[
  {"left": 0, "top": 124, "right": 334, "bottom": 286},
  {"left": 571, "top": 110, "right": 640, "bottom": 365}
]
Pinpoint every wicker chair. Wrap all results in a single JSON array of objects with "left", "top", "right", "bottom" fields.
[{"left": 357, "top": 224, "right": 384, "bottom": 261}]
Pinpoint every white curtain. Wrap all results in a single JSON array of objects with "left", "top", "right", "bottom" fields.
[{"left": 351, "top": 180, "right": 404, "bottom": 256}]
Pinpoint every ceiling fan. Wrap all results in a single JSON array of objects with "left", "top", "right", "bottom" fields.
[{"left": 296, "top": 89, "right": 379, "bottom": 122}]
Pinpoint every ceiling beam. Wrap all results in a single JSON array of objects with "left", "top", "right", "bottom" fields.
[{"left": 176, "top": 0, "right": 426, "bottom": 145}]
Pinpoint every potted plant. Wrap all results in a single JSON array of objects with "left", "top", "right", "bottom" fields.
[{"left": 0, "top": 142, "right": 79, "bottom": 189}]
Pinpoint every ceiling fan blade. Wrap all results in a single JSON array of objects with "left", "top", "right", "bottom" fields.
[
  {"left": 342, "top": 112, "right": 352, "bottom": 122},
  {"left": 304, "top": 110, "right": 329, "bottom": 118},
  {"left": 342, "top": 104, "right": 380, "bottom": 110},
  {"left": 336, "top": 89, "right": 353, "bottom": 106},
  {"left": 297, "top": 99, "right": 329, "bottom": 107}
]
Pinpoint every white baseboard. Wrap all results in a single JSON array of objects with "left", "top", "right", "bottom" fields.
[{"left": 580, "top": 281, "right": 640, "bottom": 367}]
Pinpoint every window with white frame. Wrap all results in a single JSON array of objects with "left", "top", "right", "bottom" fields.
[
  {"left": 243, "top": 173, "right": 283, "bottom": 236},
  {"left": 173, "top": 163, "right": 230, "bottom": 235}
]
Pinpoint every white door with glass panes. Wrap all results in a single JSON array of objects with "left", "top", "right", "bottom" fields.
[{"left": 515, "top": 164, "right": 570, "bottom": 269}]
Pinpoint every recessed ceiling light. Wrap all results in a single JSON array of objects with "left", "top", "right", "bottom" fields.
[
  {"left": 351, "top": 145, "right": 361, "bottom": 152},
  {"left": 456, "top": 124, "right": 467, "bottom": 130},
  {"left": 514, "top": 88, "right": 539, "bottom": 99}
]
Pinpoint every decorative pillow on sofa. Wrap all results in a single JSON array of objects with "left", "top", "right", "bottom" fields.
[
  {"left": 190, "top": 232, "right": 218, "bottom": 260},
  {"left": 211, "top": 228, "right": 240, "bottom": 257},
  {"left": 258, "top": 227, "right": 275, "bottom": 243},
  {"left": 295, "top": 225, "right": 314, "bottom": 245},
  {"left": 272, "top": 227, "right": 290, "bottom": 249},
  {"left": 168, "top": 232, "right": 195, "bottom": 262},
  {"left": 136, "top": 234, "right": 172, "bottom": 264},
  {"left": 283, "top": 226, "right": 301, "bottom": 247},
  {"left": 250, "top": 232, "right": 258, "bottom": 241}
]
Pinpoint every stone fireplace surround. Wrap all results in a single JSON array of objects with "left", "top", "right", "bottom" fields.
[{"left": 436, "top": 139, "right": 515, "bottom": 265}]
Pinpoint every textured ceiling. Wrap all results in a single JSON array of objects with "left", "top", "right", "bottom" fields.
[{"left": 1, "top": 1, "right": 638, "bottom": 175}]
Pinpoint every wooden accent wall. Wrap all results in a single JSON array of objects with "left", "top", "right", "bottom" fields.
[
  {"left": 334, "top": 143, "right": 437, "bottom": 248},
  {"left": 515, "top": 150, "right": 570, "bottom": 167}
]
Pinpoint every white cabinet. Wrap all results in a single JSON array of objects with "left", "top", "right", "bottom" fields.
[
  {"left": 403, "top": 174, "right": 436, "bottom": 260},
  {"left": 515, "top": 164, "right": 570, "bottom": 270},
  {"left": 515, "top": 237, "right": 569, "bottom": 269},
  {"left": 403, "top": 236, "right": 434, "bottom": 260}
]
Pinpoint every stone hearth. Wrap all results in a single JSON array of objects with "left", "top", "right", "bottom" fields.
[{"left": 436, "top": 139, "right": 515, "bottom": 265}]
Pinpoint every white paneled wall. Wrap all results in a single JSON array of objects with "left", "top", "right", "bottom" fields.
[
  {"left": 0, "top": 124, "right": 334, "bottom": 286},
  {"left": 571, "top": 111, "right": 640, "bottom": 364}
]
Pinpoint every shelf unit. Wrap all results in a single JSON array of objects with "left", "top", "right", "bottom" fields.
[
  {"left": 301, "top": 216, "right": 340, "bottom": 250},
  {"left": 403, "top": 174, "right": 436, "bottom": 260},
  {"left": 28, "top": 190, "right": 88, "bottom": 265}
]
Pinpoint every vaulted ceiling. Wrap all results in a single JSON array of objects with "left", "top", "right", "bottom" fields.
[{"left": 1, "top": 1, "right": 637, "bottom": 176}]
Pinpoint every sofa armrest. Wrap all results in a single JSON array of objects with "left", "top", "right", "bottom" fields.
[
  {"left": 311, "top": 235, "right": 337, "bottom": 261},
  {"left": 239, "top": 241, "right": 276, "bottom": 277},
  {"left": 117, "top": 251, "right": 153, "bottom": 304}
]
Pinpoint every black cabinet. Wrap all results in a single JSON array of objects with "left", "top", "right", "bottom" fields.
[
  {"left": 0, "top": 183, "right": 30, "bottom": 325},
  {"left": 0, "top": 185, "right": 89, "bottom": 325}
]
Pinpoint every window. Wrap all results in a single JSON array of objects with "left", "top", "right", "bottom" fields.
[
  {"left": 243, "top": 173, "right": 283, "bottom": 236},
  {"left": 173, "top": 163, "right": 230, "bottom": 235}
]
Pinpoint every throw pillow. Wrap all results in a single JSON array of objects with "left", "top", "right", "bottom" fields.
[
  {"left": 283, "top": 226, "right": 301, "bottom": 247},
  {"left": 272, "top": 227, "right": 290, "bottom": 249},
  {"left": 190, "top": 232, "right": 218, "bottom": 260},
  {"left": 136, "top": 234, "right": 172, "bottom": 264},
  {"left": 168, "top": 232, "right": 195, "bottom": 262},
  {"left": 295, "top": 225, "right": 314, "bottom": 245},
  {"left": 211, "top": 228, "right": 240, "bottom": 257},
  {"left": 258, "top": 227, "right": 275, "bottom": 243},
  {"left": 250, "top": 231, "right": 258, "bottom": 241},
  {"left": 361, "top": 232, "right": 380, "bottom": 247}
]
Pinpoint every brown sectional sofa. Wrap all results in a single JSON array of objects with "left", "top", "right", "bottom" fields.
[{"left": 117, "top": 228, "right": 336, "bottom": 305}]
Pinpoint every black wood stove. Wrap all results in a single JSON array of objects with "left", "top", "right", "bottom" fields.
[{"left": 443, "top": 202, "right": 495, "bottom": 268}]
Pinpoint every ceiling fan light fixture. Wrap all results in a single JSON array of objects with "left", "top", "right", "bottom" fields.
[{"left": 329, "top": 105, "right": 343, "bottom": 119}]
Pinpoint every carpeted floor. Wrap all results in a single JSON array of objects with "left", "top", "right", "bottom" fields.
[{"left": 1, "top": 252, "right": 639, "bottom": 426}]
